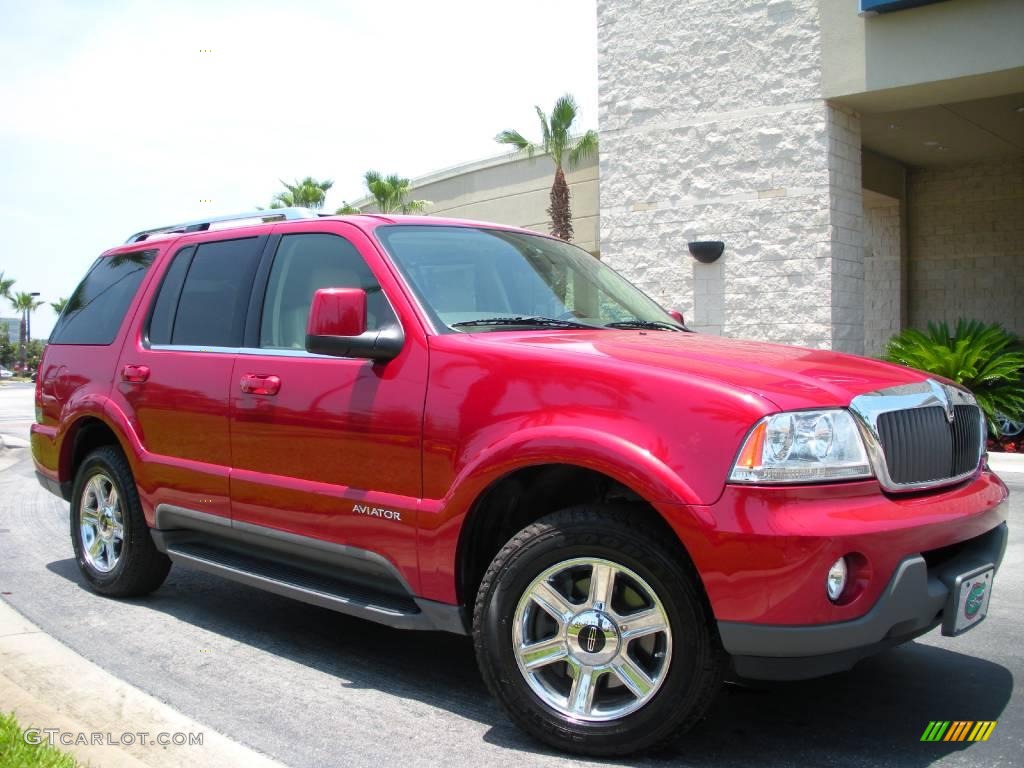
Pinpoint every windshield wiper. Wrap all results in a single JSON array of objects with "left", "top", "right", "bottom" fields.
[
  {"left": 605, "top": 319, "right": 687, "bottom": 331},
  {"left": 451, "top": 315, "right": 598, "bottom": 330}
]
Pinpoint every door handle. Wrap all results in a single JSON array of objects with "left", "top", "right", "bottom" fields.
[
  {"left": 121, "top": 364, "right": 150, "bottom": 383},
  {"left": 240, "top": 373, "right": 281, "bottom": 396}
]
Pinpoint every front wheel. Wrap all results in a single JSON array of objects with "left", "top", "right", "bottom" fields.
[{"left": 473, "top": 505, "right": 723, "bottom": 756}]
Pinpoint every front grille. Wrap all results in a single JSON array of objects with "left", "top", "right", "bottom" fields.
[{"left": 876, "top": 404, "right": 982, "bottom": 486}]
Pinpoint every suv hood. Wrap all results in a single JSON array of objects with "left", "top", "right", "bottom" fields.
[{"left": 471, "top": 330, "right": 927, "bottom": 411}]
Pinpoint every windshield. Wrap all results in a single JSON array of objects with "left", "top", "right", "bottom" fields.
[{"left": 375, "top": 225, "right": 680, "bottom": 332}]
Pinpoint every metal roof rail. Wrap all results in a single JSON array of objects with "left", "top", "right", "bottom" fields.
[{"left": 125, "top": 207, "right": 319, "bottom": 243}]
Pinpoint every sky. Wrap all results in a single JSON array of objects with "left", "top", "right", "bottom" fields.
[{"left": 0, "top": 0, "right": 598, "bottom": 338}]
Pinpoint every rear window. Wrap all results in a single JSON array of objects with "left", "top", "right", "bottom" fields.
[
  {"left": 50, "top": 250, "right": 156, "bottom": 345},
  {"left": 148, "top": 237, "right": 262, "bottom": 348}
]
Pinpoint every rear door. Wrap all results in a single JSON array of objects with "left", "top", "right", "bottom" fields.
[{"left": 112, "top": 233, "right": 266, "bottom": 523}]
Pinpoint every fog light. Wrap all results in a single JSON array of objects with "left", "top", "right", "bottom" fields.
[{"left": 826, "top": 557, "right": 848, "bottom": 602}]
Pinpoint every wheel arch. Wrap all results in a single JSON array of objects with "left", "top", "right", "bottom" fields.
[
  {"left": 59, "top": 411, "right": 134, "bottom": 492},
  {"left": 453, "top": 461, "right": 710, "bottom": 611}
]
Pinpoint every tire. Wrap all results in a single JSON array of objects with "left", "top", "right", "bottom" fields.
[
  {"left": 473, "top": 505, "right": 723, "bottom": 756},
  {"left": 70, "top": 445, "right": 171, "bottom": 597},
  {"left": 995, "top": 412, "right": 1024, "bottom": 440}
]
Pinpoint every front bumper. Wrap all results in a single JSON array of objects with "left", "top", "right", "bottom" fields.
[{"left": 720, "top": 519, "right": 1007, "bottom": 680}]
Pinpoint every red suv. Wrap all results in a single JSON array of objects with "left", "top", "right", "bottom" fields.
[{"left": 32, "top": 209, "right": 1008, "bottom": 756}]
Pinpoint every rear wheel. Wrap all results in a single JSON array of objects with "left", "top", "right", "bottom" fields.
[
  {"left": 70, "top": 446, "right": 171, "bottom": 597},
  {"left": 473, "top": 505, "right": 723, "bottom": 756}
]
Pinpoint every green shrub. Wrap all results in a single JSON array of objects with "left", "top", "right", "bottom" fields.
[{"left": 883, "top": 319, "right": 1024, "bottom": 435}]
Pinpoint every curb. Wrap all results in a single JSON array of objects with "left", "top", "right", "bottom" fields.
[
  {"left": 0, "top": 599, "right": 287, "bottom": 768},
  {"left": 0, "top": 433, "right": 29, "bottom": 449},
  {"left": 987, "top": 452, "right": 1024, "bottom": 477}
]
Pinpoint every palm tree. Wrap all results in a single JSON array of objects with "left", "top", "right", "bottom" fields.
[
  {"left": 0, "top": 272, "right": 14, "bottom": 299},
  {"left": 335, "top": 202, "right": 362, "bottom": 215},
  {"left": 361, "top": 171, "right": 429, "bottom": 214},
  {"left": 269, "top": 177, "right": 334, "bottom": 210},
  {"left": 9, "top": 291, "right": 44, "bottom": 369},
  {"left": 51, "top": 297, "right": 69, "bottom": 315},
  {"left": 495, "top": 93, "right": 598, "bottom": 241}
]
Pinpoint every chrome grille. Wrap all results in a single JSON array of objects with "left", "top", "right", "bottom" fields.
[
  {"left": 876, "top": 404, "right": 982, "bottom": 485},
  {"left": 850, "top": 380, "right": 985, "bottom": 492}
]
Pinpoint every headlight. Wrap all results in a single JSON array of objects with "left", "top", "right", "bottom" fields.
[{"left": 729, "top": 409, "right": 873, "bottom": 484}]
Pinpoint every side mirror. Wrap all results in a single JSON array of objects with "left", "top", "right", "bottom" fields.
[
  {"left": 667, "top": 309, "right": 685, "bottom": 325},
  {"left": 305, "top": 288, "right": 404, "bottom": 361}
]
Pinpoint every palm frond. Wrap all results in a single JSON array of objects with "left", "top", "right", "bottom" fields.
[
  {"left": 535, "top": 106, "right": 551, "bottom": 152},
  {"left": 495, "top": 130, "right": 535, "bottom": 157},
  {"left": 401, "top": 199, "right": 431, "bottom": 214},
  {"left": 549, "top": 94, "right": 579, "bottom": 135},
  {"left": 568, "top": 129, "right": 599, "bottom": 169}
]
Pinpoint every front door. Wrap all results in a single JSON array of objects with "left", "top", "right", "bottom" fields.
[{"left": 228, "top": 222, "right": 426, "bottom": 591}]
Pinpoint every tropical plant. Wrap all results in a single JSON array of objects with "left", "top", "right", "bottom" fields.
[
  {"left": 8, "top": 291, "right": 44, "bottom": 368},
  {"left": 25, "top": 338, "right": 45, "bottom": 372},
  {"left": 360, "top": 171, "right": 429, "bottom": 214},
  {"left": 269, "top": 177, "right": 334, "bottom": 210},
  {"left": 0, "top": 271, "right": 14, "bottom": 299},
  {"left": 50, "top": 297, "right": 68, "bottom": 315},
  {"left": 335, "top": 201, "right": 362, "bottom": 215},
  {"left": 0, "top": 335, "right": 15, "bottom": 368},
  {"left": 495, "top": 93, "right": 598, "bottom": 242},
  {"left": 883, "top": 319, "right": 1024, "bottom": 435}
]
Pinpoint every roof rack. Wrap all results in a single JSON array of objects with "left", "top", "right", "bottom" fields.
[{"left": 125, "top": 207, "right": 320, "bottom": 243}]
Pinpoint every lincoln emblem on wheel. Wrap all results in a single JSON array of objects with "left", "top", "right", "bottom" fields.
[{"left": 580, "top": 625, "right": 604, "bottom": 654}]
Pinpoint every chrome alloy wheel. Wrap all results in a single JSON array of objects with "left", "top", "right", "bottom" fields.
[
  {"left": 79, "top": 473, "right": 125, "bottom": 573},
  {"left": 512, "top": 557, "right": 673, "bottom": 722}
]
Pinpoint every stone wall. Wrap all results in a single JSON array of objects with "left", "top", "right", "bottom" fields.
[
  {"left": 863, "top": 192, "right": 902, "bottom": 356},
  {"left": 597, "top": 0, "right": 865, "bottom": 351},
  {"left": 908, "top": 157, "right": 1024, "bottom": 337}
]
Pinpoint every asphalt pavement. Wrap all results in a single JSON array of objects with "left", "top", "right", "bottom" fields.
[{"left": 0, "top": 383, "right": 1021, "bottom": 767}]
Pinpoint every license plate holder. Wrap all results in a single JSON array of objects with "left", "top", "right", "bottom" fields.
[{"left": 942, "top": 564, "right": 994, "bottom": 636}]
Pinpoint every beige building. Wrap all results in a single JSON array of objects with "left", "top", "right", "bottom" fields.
[
  {"left": 365, "top": 0, "right": 1023, "bottom": 355},
  {"left": 355, "top": 152, "right": 600, "bottom": 256}
]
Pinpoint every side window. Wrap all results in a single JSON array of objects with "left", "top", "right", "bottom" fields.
[
  {"left": 147, "top": 246, "right": 194, "bottom": 345},
  {"left": 50, "top": 250, "right": 156, "bottom": 345},
  {"left": 149, "top": 237, "right": 261, "bottom": 348},
  {"left": 259, "top": 233, "right": 393, "bottom": 349}
]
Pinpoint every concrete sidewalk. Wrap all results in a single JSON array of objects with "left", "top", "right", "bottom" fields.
[
  {"left": 0, "top": 599, "right": 286, "bottom": 768},
  {"left": 987, "top": 452, "right": 1024, "bottom": 477}
]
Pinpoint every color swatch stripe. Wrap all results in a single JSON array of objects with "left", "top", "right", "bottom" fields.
[
  {"left": 921, "top": 721, "right": 949, "bottom": 741},
  {"left": 921, "top": 720, "right": 996, "bottom": 742}
]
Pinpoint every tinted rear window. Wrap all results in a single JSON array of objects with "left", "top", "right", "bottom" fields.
[
  {"left": 50, "top": 250, "right": 156, "bottom": 345},
  {"left": 170, "top": 238, "right": 261, "bottom": 347}
]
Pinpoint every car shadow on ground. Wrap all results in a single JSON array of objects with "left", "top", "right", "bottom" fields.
[{"left": 47, "top": 557, "right": 1013, "bottom": 767}]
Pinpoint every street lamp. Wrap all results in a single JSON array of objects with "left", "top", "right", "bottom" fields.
[
  {"left": 21, "top": 291, "right": 40, "bottom": 372},
  {"left": 27, "top": 292, "right": 39, "bottom": 345}
]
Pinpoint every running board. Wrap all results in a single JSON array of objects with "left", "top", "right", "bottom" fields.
[{"left": 160, "top": 539, "right": 438, "bottom": 631}]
